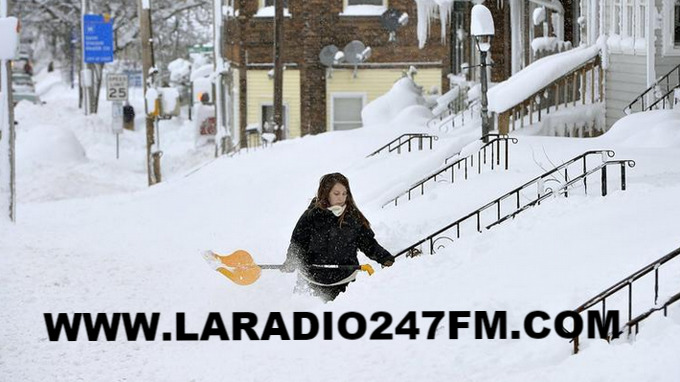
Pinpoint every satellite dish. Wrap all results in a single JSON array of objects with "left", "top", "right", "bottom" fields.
[
  {"left": 343, "top": 41, "right": 366, "bottom": 65},
  {"left": 381, "top": 8, "right": 404, "bottom": 32},
  {"left": 319, "top": 45, "right": 339, "bottom": 67}
]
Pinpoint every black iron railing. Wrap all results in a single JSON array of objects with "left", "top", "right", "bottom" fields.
[
  {"left": 383, "top": 134, "right": 518, "bottom": 207},
  {"left": 646, "top": 85, "right": 680, "bottom": 111},
  {"left": 428, "top": 84, "right": 468, "bottom": 124},
  {"left": 571, "top": 246, "right": 680, "bottom": 354},
  {"left": 487, "top": 159, "right": 635, "bottom": 228},
  {"left": 394, "top": 150, "right": 634, "bottom": 258},
  {"left": 367, "top": 133, "right": 438, "bottom": 157},
  {"left": 427, "top": 99, "right": 480, "bottom": 133},
  {"left": 625, "top": 63, "right": 680, "bottom": 113}
]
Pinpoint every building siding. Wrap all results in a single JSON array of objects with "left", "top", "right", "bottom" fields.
[
  {"left": 246, "top": 70, "right": 302, "bottom": 138},
  {"left": 605, "top": 53, "right": 647, "bottom": 127},
  {"left": 325, "top": 68, "right": 442, "bottom": 129}
]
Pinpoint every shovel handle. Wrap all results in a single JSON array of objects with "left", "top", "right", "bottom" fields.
[{"left": 259, "top": 263, "right": 374, "bottom": 275}]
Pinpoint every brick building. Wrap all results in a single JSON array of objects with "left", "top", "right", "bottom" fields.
[
  {"left": 223, "top": 0, "right": 461, "bottom": 145},
  {"left": 221, "top": 0, "right": 579, "bottom": 145}
]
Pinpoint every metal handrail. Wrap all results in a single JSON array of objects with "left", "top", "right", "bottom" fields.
[
  {"left": 617, "top": 291, "right": 680, "bottom": 337},
  {"left": 487, "top": 159, "right": 635, "bottom": 228},
  {"left": 625, "top": 63, "right": 680, "bottom": 113},
  {"left": 383, "top": 134, "right": 518, "bottom": 207},
  {"left": 646, "top": 85, "right": 680, "bottom": 111},
  {"left": 427, "top": 99, "right": 481, "bottom": 133},
  {"left": 394, "top": 151, "right": 631, "bottom": 258},
  {"left": 571, "top": 246, "right": 680, "bottom": 354},
  {"left": 428, "top": 84, "right": 468, "bottom": 123},
  {"left": 367, "top": 133, "right": 438, "bottom": 157}
]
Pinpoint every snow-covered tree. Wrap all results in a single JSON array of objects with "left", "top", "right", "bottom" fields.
[{"left": 12, "top": 0, "right": 212, "bottom": 70}]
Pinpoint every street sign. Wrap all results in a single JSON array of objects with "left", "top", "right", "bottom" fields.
[
  {"left": 83, "top": 14, "right": 114, "bottom": 64},
  {"left": 188, "top": 44, "right": 214, "bottom": 54},
  {"left": 107, "top": 74, "right": 128, "bottom": 101}
]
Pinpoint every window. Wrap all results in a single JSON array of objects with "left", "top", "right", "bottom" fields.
[
  {"left": 264, "top": 0, "right": 287, "bottom": 6},
  {"left": 342, "top": 0, "right": 387, "bottom": 16},
  {"left": 612, "top": 0, "right": 621, "bottom": 35},
  {"left": 624, "top": 0, "right": 634, "bottom": 37},
  {"left": 257, "top": 0, "right": 290, "bottom": 17},
  {"left": 675, "top": 0, "right": 680, "bottom": 45},
  {"left": 611, "top": 0, "right": 648, "bottom": 51},
  {"left": 662, "top": 0, "right": 680, "bottom": 53},
  {"left": 332, "top": 95, "right": 365, "bottom": 131},
  {"left": 637, "top": 0, "right": 647, "bottom": 39}
]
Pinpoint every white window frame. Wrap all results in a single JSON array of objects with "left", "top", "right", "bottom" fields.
[
  {"left": 330, "top": 93, "right": 367, "bottom": 131},
  {"left": 340, "top": 0, "right": 388, "bottom": 17},
  {"left": 610, "top": 0, "right": 648, "bottom": 53},
  {"left": 255, "top": 0, "right": 291, "bottom": 18},
  {"left": 611, "top": 0, "right": 622, "bottom": 35},
  {"left": 635, "top": 0, "right": 647, "bottom": 40},
  {"left": 663, "top": 0, "right": 680, "bottom": 55}
]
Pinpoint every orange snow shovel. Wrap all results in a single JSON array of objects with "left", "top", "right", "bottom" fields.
[{"left": 204, "top": 250, "right": 375, "bottom": 286}]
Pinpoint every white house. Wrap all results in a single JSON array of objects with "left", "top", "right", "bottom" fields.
[{"left": 581, "top": 0, "right": 680, "bottom": 127}]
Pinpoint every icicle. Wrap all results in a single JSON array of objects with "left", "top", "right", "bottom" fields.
[
  {"left": 438, "top": 2, "right": 453, "bottom": 45},
  {"left": 415, "top": 0, "right": 455, "bottom": 48},
  {"left": 414, "top": 0, "right": 433, "bottom": 49}
]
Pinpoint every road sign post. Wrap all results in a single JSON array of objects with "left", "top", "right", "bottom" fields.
[
  {"left": 112, "top": 101, "right": 123, "bottom": 159},
  {"left": 107, "top": 74, "right": 127, "bottom": 160}
]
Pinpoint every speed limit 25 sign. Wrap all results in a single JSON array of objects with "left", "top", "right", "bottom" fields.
[{"left": 106, "top": 74, "right": 129, "bottom": 101}]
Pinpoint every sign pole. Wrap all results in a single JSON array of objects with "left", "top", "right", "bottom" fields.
[
  {"left": 0, "top": 0, "right": 16, "bottom": 222},
  {"left": 107, "top": 75, "right": 127, "bottom": 159},
  {"left": 81, "top": 0, "right": 88, "bottom": 115}
]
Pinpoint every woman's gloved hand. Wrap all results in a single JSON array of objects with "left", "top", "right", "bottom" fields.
[{"left": 381, "top": 259, "right": 394, "bottom": 267}]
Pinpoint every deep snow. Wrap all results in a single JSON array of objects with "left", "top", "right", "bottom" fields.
[{"left": 1, "top": 70, "right": 679, "bottom": 382}]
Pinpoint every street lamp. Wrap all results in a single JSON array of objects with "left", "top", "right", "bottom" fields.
[{"left": 470, "top": 4, "right": 494, "bottom": 142}]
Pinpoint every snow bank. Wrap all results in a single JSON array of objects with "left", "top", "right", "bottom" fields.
[
  {"left": 488, "top": 44, "right": 600, "bottom": 113},
  {"left": 17, "top": 125, "right": 87, "bottom": 167},
  {"left": 362, "top": 77, "right": 431, "bottom": 127},
  {"left": 600, "top": 110, "right": 680, "bottom": 148}
]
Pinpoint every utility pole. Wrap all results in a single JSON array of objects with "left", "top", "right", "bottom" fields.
[
  {"left": 213, "top": 0, "right": 229, "bottom": 156},
  {"left": 81, "top": 0, "right": 88, "bottom": 115},
  {"left": 81, "top": 0, "right": 95, "bottom": 115},
  {"left": 0, "top": 0, "right": 16, "bottom": 222},
  {"left": 139, "top": 0, "right": 161, "bottom": 185},
  {"left": 273, "top": 0, "right": 284, "bottom": 141}
]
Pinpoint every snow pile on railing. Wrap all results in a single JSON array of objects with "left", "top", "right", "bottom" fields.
[
  {"left": 362, "top": 77, "right": 432, "bottom": 128},
  {"left": 488, "top": 43, "right": 602, "bottom": 113},
  {"left": 431, "top": 86, "right": 460, "bottom": 116}
]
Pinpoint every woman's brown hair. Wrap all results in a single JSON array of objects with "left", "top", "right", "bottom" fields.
[{"left": 314, "top": 173, "right": 370, "bottom": 228}]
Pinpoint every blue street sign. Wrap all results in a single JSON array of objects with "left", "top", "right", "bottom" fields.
[{"left": 83, "top": 14, "right": 113, "bottom": 64}]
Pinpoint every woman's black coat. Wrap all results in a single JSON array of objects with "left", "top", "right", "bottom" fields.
[{"left": 286, "top": 205, "right": 394, "bottom": 285}]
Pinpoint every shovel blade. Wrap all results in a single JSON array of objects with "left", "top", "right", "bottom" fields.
[{"left": 216, "top": 265, "right": 262, "bottom": 286}]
